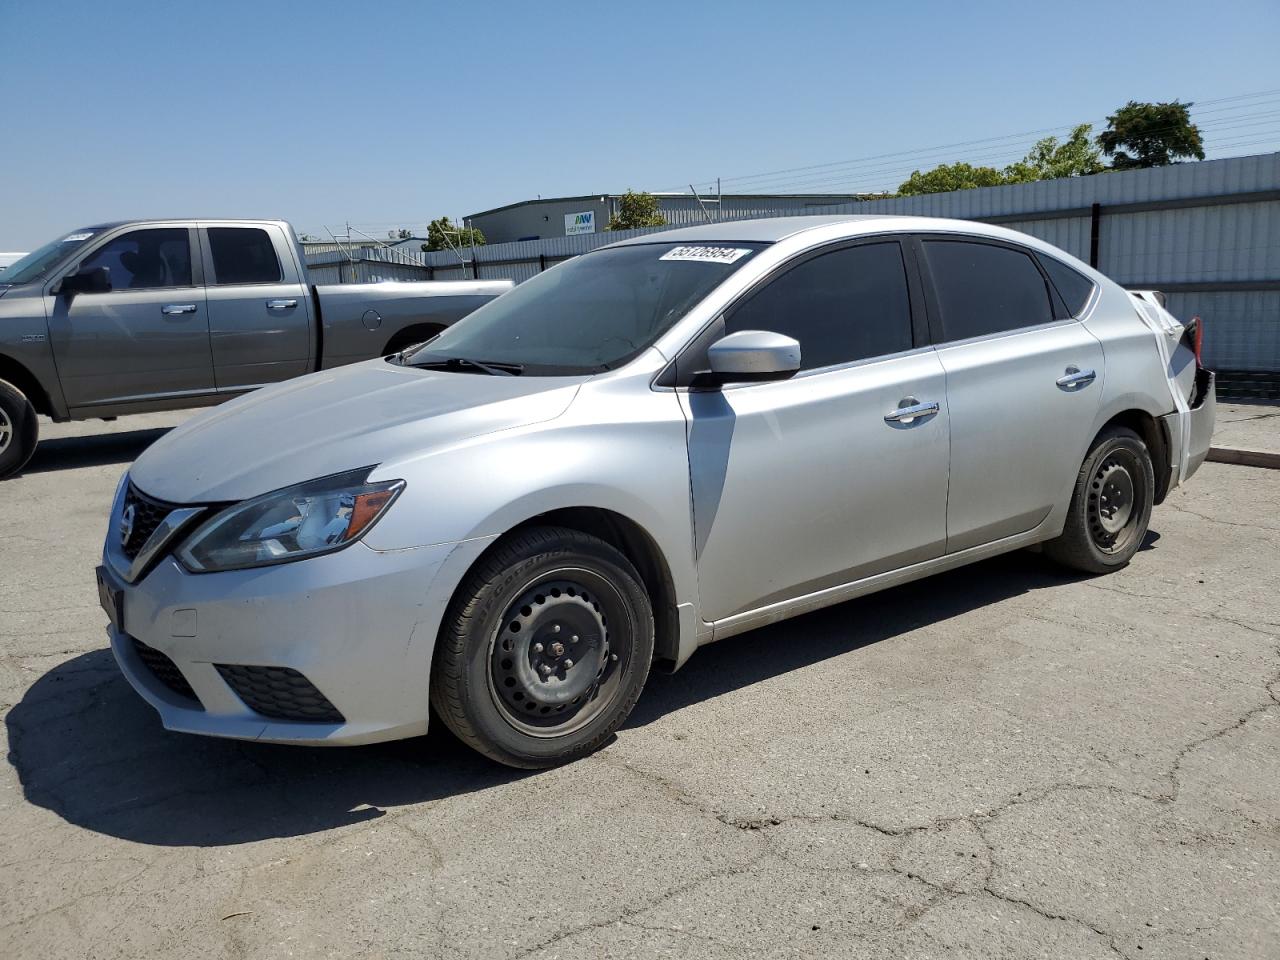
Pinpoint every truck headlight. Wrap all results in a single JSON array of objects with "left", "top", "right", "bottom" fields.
[{"left": 176, "top": 469, "right": 404, "bottom": 573}]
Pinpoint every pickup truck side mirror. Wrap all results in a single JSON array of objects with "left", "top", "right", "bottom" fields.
[
  {"left": 60, "top": 265, "right": 111, "bottom": 296},
  {"left": 703, "top": 330, "right": 802, "bottom": 386}
]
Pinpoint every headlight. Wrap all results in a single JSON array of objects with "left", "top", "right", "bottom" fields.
[{"left": 177, "top": 468, "right": 405, "bottom": 573}]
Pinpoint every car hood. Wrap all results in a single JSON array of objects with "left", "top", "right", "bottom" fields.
[{"left": 130, "top": 360, "right": 587, "bottom": 503}]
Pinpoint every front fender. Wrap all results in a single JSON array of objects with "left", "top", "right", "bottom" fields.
[{"left": 361, "top": 392, "right": 699, "bottom": 631}]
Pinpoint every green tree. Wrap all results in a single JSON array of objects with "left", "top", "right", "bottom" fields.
[
  {"left": 1004, "top": 124, "right": 1104, "bottom": 182},
  {"left": 1098, "top": 100, "right": 1205, "bottom": 170},
  {"left": 606, "top": 190, "right": 666, "bottom": 230},
  {"left": 897, "top": 162, "right": 1007, "bottom": 196},
  {"left": 421, "top": 216, "right": 485, "bottom": 253}
]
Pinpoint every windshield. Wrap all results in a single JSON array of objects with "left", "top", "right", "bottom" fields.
[
  {"left": 405, "top": 242, "right": 766, "bottom": 375},
  {"left": 0, "top": 230, "right": 99, "bottom": 285}
]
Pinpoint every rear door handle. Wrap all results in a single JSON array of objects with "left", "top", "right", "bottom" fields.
[
  {"left": 161, "top": 304, "right": 197, "bottom": 315},
  {"left": 1056, "top": 366, "right": 1097, "bottom": 390},
  {"left": 266, "top": 299, "right": 298, "bottom": 310},
  {"left": 885, "top": 398, "right": 940, "bottom": 424}
]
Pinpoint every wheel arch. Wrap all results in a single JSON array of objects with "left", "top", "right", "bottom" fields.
[
  {"left": 441, "top": 505, "right": 683, "bottom": 669},
  {"left": 382, "top": 323, "right": 445, "bottom": 357},
  {"left": 0, "top": 353, "right": 54, "bottom": 418},
  {"left": 1095, "top": 407, "right": 1172, "bottom": 505}
]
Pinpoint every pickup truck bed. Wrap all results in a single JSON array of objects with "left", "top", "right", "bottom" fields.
[{"left": 0, "top": 218, "right": 512, "bottom": 478}]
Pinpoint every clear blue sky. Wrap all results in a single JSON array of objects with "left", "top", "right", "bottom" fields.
[{"left": 1, "top": 0, "right": 1278, "bottom": 249}]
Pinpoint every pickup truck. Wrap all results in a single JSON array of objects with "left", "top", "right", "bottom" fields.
[{"left": 0, "top": 218, "right": 511, "bottom": 478}]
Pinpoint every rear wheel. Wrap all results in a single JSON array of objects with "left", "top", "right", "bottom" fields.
[
  {"left": 0, "top": 379, "right": 38, "bottom": 480},
  {"left": 431, "top": 526, "right": 654, "bottom": 768},
  {"left": 1044, "top": 425, "right": 1154, "bottom": 574}
]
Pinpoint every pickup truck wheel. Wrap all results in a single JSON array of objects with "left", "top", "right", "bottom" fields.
[
  {"left": 0, "top": 379, "right": 38, "bottom": 480},
  {"left": 431, "top": 526, "right": 654, "bottom": 768},
  {"left": 1044, "top": 426, "right": 1154, "bottom": 575}
]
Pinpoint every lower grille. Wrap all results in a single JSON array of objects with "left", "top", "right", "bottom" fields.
[
  {"left": 215, "top": 664, "right": 345, "bottom": 723},
  {"left": 131, "top": 637, "right": 201, "bottom": 705}
]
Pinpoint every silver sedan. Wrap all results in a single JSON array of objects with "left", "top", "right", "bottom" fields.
[{"left": 97, "top": 215, "right": 1216, "bottom": 767}]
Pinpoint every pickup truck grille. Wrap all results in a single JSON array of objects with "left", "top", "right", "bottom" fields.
[{"left": 121, "top": 484, "right": 176, "bottom": 561}]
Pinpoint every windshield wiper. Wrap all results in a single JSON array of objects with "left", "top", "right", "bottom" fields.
[{"left": 409, "top": 356, "right": 524, "bottom": 376}]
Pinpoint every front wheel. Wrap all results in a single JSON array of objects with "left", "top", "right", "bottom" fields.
[
  {"left": 431, "top": 526, "right": 654, "bottom": 768},
  {"left": 1044, "top": 425, "right": 1155, "bottom": 574},
  {"left": 0, "top": 379, "right": 38, "bottom": 480}
]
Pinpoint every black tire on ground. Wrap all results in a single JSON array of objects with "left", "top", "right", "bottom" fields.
[
  {"left": 0, "top": 379, "right": 38, "bottom": 480},
  {"left": 1044, "top": 425, "right": 1155, "bottom": 575},
  {"left": 431, "top": 526, "right": 655, "bottom": 768}
]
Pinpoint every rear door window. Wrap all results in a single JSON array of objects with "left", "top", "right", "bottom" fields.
[
  {"left": 207, "top": 227, "right": 282, "bottom": 285},
  {"left": 726, "top": 241, "right": 914, "bottom": 370},
  {"left": 923, "top": 240, "right": 1055, "bottom": 342},
  {"left": 79, "top": 228, "right": 193, "bottom": 290}
]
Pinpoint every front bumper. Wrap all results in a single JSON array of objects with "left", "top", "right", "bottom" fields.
[{"left": 104, "top": 536, "right": 492, "bottom": 745}]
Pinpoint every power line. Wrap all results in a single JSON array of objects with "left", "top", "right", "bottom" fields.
[
  {"left": 666, "top": 87, "right": 1280, "bottom": 196},
  {"left": 722, "top": 109, "right": 1280, "bottom": 196}
]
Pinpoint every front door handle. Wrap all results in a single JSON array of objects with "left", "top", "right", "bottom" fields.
[
  {"left": 266, "top": 299, "right": 298, "bottom": 310},
  {"left": 161, "top": 303, "right": 198, "bottom": 315},
  {"left": 884, "top": 397, "right": 940, "bottom": 424},
  {"left": 1056, "top": 366, "right": 1097, "bottom": 390}
]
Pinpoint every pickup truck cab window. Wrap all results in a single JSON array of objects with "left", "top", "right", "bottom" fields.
[
  {"left": 78, "top": 228, "right": 193, "bottom": 290},
  {"left": 207, "top": 227, "right": 283, "bottom": 285},
  {"left": 725, "top": 241, "right": 914, "bottom": 370},
  {"left": 922, "top": 240, "right": 1055, "bottom": 342},
  {"left": 1, "top": 231, "right": 97, "bottom": 285}
]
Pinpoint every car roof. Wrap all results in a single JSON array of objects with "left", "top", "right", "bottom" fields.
[
  {"left": 604, "top": 213, "right": 1088, "bottom": 250},
  {"left": 606, "top": 214, "right": 897, "bottom": 246}
]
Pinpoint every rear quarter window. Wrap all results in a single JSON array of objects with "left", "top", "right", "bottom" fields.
[{"left": 1038, "top": 254, "right": 1097, "bottom": 316}]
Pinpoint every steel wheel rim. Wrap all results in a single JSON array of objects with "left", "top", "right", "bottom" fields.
[
  {"left": 1088, "top": 450, "right": 1143, "bottom": 553},
  {"left": 0, "top": 407, "right": 11, "bottom": 455},
  {"left": 486, "top": 567, "right": 629, "bottom": 738}
]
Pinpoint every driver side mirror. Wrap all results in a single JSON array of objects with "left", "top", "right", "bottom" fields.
[
  {"left": 60, "top": 265, "right": 111, "bottom": 296},
  {"left": 703, "top": 330, "right": 801, "bottom": 385}
]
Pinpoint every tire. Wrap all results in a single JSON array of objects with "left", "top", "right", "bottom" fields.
[
  {"left": 430, "top": 526, "right": 655, "bottom": 768},
  {"left": 1044, "top": 425, "right": 1155, "bottom": 575},
  {"left": 0, "top": 379, "right": 38, "bottom": 480}
]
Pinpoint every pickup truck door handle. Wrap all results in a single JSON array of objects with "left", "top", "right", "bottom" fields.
[
  {"left": 884, "top": 397, "right": 940, "bottom": 424},
  {"left": 266, "top": 299, "right": 298, "bottom": 310},
  {"left": 1056, "top": 366, "right": 1097, "bottom": 390},
  {"left": 161, "top": 304, "right": 198, "bottom": 315}
]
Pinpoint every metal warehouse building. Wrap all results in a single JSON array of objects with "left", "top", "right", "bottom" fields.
[
  {"left": 419, "top": 153, "right": 1279, "bottom": 397},
  {"left": 466, "top": 193, "right": 886, "bottom": 244}
]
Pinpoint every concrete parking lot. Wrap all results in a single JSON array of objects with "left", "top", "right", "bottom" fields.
[{"left": 2, "top": 409, "right": 1278, "bottom": 960}]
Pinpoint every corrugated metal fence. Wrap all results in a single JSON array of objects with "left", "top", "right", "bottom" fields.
[{"left": 416, "top": 153, "right": 1280, "bottom": 378}]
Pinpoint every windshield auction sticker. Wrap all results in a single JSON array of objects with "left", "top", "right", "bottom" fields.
[
  {"left": 660, "top": 246, "right": 752, "bottom": 264},
  {"left": 62, "top": 232, "right": 94, "bottom": 242}
]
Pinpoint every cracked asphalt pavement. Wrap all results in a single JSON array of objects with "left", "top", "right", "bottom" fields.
[{"left": 2, "top": 411, "right": 1278, "bottom": 959}]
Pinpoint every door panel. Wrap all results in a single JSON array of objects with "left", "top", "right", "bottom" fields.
[
  {"left": 46, "top": 227, "right": 213, "bottom": 409},
  {"left": 201, "top": 224, "right": 312, "bottom": 390},
  {"left": 684, "top": 351, "right": 950, "bottom": 623},
  {"left": 917, "top": 236, "right": 1105, "bottom": 552},
  {"left": 937, "top": 324, "right": 1104, "bottom": 551}
]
